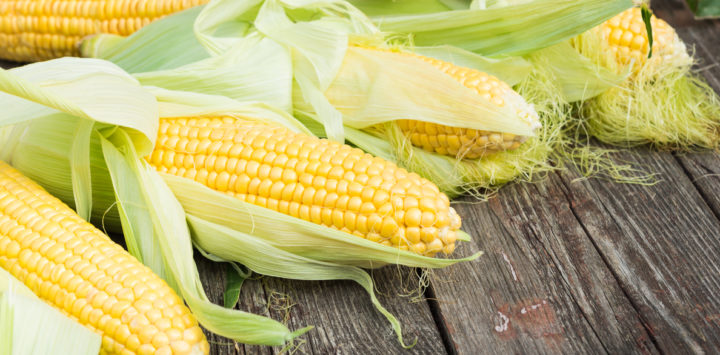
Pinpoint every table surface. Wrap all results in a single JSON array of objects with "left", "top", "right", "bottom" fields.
[{"left": 3, "top": 0, "right": 720, "bottom": 353}]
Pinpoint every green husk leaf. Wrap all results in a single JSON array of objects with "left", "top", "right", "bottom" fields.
[
  {"left": 69, "top": 120, "right": 94, "bottom": 221},
  {"left": 353, "top": 0, "right": 633, "bottom": 56},
  {"left": 348, "top": 0, "right": 453, "bottom": 16},
  {"left": 81, "top": 6, "right": 211, "bottom": 73},
  {"left": 641, "top": 5, "right": 654, "bottom": 58},
  {"left": 317, "top": 46, "right": 535, "bottom": 136},
  {"left": 413, "top": 46, "right": 532, "bottom": 86},
  {"left": 528, "top": 41, "right": 629, "bottom": 103},
  {"left": 187, "top": 215, "right": 417, "bottom": 348},
  {"left": 0, "top": 269, "right": 102, "bottom": 355},
  {"left": 135, "top": 36, "right": 293, "bottom": 111}
]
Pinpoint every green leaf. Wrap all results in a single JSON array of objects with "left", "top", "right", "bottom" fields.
[
  {"left": 686, "top": 0, "right": 720, "bottom": 18},
  {"left": 224, "top": 263, "right": 249, "bottom": 308},
  {"left": 641, "top": 6, "right": 654, "bottom": 58}
]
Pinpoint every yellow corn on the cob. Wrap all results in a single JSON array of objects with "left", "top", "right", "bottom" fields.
[
  {"left": 0, "top": 0, "right": 209, "bottom": 62},
  {"left": 598, "top": 8, "right": 688, "bottom": 69},
  {"left": 148, "top": 117, "right": 462, "bottom": 256},
  {"left": 0, "top": 161, "right": 209, "bottom": 355},
  {"left": 387, "top": 49, "right": 540, "bottom": 159}
]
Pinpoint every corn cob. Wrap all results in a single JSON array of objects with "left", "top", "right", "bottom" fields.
[
  {"left": 148, "top": 117, "right": 462, "bottom": 256},
  {"left": 0, "top": 161, "right": 209, "bottom": 355},
  {"left": 597, "top": 8, "right": 689, "bottom": 70},
  {"left": 387, "top": 49, "right": 540, "bottom": 159},
  {"left": 0, "top": 0, "right": 209, "bottom": 62}
]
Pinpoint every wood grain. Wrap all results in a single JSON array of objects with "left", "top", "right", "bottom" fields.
[
  {"left": 194, "top": 253, "right": 447, "bottom": 354},
  {"left": 260, "top": 268, "right": 446, "bottom": 354},
  {"left": 557, "top": 147, "right": 720, "bottom": 353},
  {"left": 429, "top": 175, "right": 657, "bottom": 354}
]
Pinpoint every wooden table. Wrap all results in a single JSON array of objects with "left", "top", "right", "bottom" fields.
[{"left": 3, "top": 0, "right": 720, "bottom": 353}]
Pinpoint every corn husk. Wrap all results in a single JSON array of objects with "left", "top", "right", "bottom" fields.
[
  {"left": 0, "top": 269, "right": 102, "bottom": 355},
  {"left": 571, "top": 18, "right": 720, "bottom": 149},
  {"left": 80, "top": 0, "right": 641, "bottom": 195},
  {"left": 0, "top": 59, "right": 478, "bottom": 347},
  {"left": 348, "top": 0, "right": 633, "bottom": 56}
]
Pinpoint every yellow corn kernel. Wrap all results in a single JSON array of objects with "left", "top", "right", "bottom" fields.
[
  {"left": 597, "top": 8, "right": 689, "bottom": 70},
  {"left": 148, "top": 117, "right": 463, "bottom": 257},
  {"left": 0, "top": 161, "right": 209, "bottom": 355},
  {"left": 0, "top": 0, "right": 209, "bottom": 62}
]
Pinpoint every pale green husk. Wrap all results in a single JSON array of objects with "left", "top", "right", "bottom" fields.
[
  {"left": 80, "top": 0, "right": 640, "bottom": 196},
  {"left": 573, "top": 26, "right": 720, "bottom": 149},
  {"left": 0, "top": 269, "right": 102, "bottom": 355},
  {"left": 0, "top": 59, "right": 478, "bottom": 347},
  {"left": 348, "top": 0, "right": 633, "bottom": 56}
]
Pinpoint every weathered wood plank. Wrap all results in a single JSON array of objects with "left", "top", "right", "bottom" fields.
[
  {"left": 671, "top": 17, "right": 720, "bottom": 220},
  {"left": 260, "top": 268, "right": 446, "bottom": 354},
  {"left": 557, "top": 146, "right": 720, "bottom": 353},
  {"left": 195, "top": 253, "right": 446, "bottom": 354},
  {"left": 430, "top": 175, "right": 657, "bottom": 354},
  {"left": 195, "top": 255, "right": 276, "bottom": 355}
]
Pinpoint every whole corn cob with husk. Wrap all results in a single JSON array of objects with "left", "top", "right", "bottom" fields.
[
  {"left": 389, "top": 48, "right": 541, "bottom": 159},
  {"left": 0, "top": 0, "right": 208, "bottom": 62},
  {"left": 148, "top": 117, "right": 461, "bottom": 257},
  {"left": 0, "top": 160, "right": 209, "bottom": 355}
]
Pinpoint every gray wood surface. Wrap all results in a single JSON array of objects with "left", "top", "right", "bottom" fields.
[{"left": 2, "top": 0, "right": 720, "bottom": 353}]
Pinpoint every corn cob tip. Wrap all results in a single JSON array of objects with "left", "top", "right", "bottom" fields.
[{"left": 387, "top": 48, "right": 540, "bottom": 159}]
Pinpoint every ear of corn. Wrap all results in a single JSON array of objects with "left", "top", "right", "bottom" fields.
[
  {"left": 0, "top": 0, "right": 209, "bottom": 62},
  {"left": 0, "top": 161, "right": 209, "bottom": 354},
  {"left": 572, "top": 7, "right": 720, "bottom": 148},
  {"left": 371, "top": 46, "right": 541, "bottom": 159},
  {"left": 149, "top": 117, "right": 461, "bottom": 256}
]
